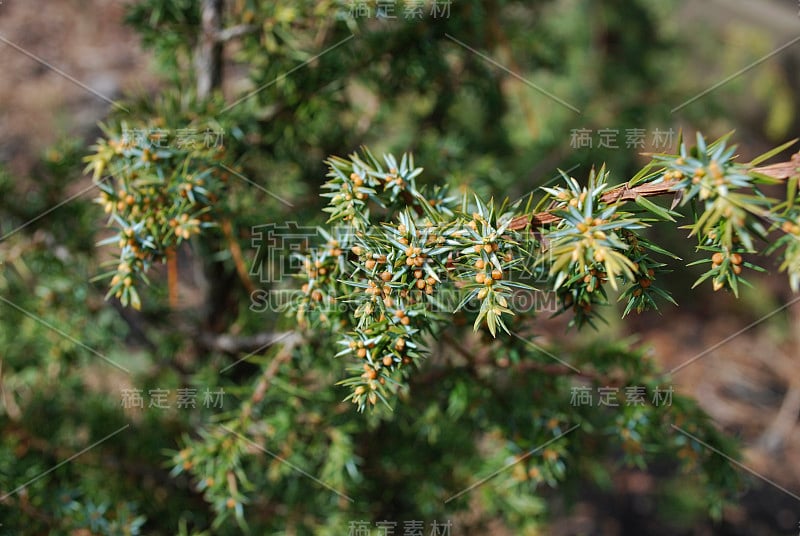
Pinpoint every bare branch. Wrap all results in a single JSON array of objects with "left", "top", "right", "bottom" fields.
[
  {"left": 196, "top": 0, "right": 223, "bottom": 99},
  {"left": 508, "top": 152, "right": 800, "bottom": 231},
  {"left": 200, "top": 331, "right": 298, "bottom": 354},
  {"left": 217, "top": 24, "right": 258, "bottom": 42}
]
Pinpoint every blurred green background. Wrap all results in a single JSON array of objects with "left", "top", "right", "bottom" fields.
[{"left": 0, "top": 0, "right": 798, "bottom": 534}]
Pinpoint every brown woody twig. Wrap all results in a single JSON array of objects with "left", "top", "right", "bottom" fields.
[{"left": 508, "top": 152, "right": 800, "bottom": 231}]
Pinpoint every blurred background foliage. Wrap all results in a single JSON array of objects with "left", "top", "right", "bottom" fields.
[{"left": 0, "top": 0, "right": 798, "bottom": 534}]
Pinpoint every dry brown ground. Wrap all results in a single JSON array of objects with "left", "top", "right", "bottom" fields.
[
  {"left": 0, "top": 0, "right": 155, "bottom": 175},
  {"left": 639, "top": 304, "right": 800, "bottom": 531}
]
